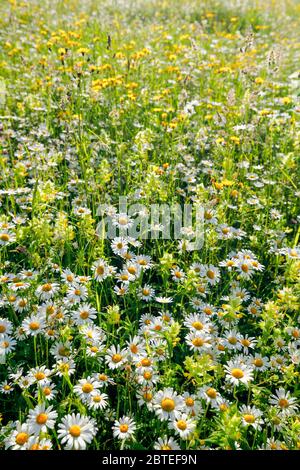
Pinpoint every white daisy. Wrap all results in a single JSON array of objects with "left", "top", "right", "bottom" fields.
[
  {"left": 27, "top": 404, "right": 58, "bottom": 435},
  {"left": 153, "top": 388, "right": 184, "bottom": 421},
  {"left": 58, "top": 413, "right": 97, "bottom": 450},
  {"left": 112, "top": 416, "right": 136, "bottom": 440}
]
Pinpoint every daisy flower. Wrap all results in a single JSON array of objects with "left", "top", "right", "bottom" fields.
[
  {"left": 112, "top": 416, "right": 136, "bottom": 440},
  {"left": 200, "top": 264, "right": 220, "bottom": 285},
  {"left": 67, "top": 283, "right": 88, "bottom": 304},
  {"left": 0, "top": 318, "right": 13, "bottom": 337},
  {"left": 27, "top": 404, "right": 58, "bottom": 435},
  {"left": 0, "top": 381, "right": 14, "bottom": 394},
  {"left": 171, "top": 266, "right": 186, "bottom": 282},
  {"left": 36, "top": 382, "right": 57, "bottom": 401},
  {"left": 87, "top": 392, "right": 109, "bottom": 410},
  {"left": 74, "top": 376, "right": 101, "bottom": 403},
  {"left": 269, "top": 388, "right": 298, "bottom": 417},
  {"left": 61, "top": 269, "right": 76, "bottom": 284},
  {"left": 55, "top": 358, "right": 76, "bottom": 377},
  {"left": 105, "top": 344, "right": 127, "bottom": 369},
  {"left": 183, "top": 313, "right": 210, "bottom": 333},
  {"left": 0, "top": 231, "right": 16, "bottom": 246},
  {"left": 0, "top": 335, "right": 17, "bottom": 355},
  {"left": 126, "top": 336, "right": 146, "bottom": 359},
  {"left": 154, "top": 436, "right": 180, "bottom": 450},
  {"left": 153, "top": 388, "right": 184, "bottom": 421},
  {"left": 250, "top": 354, "right": 270, "bottom": 372},
  {"left": 224, "top": 360, "right": 254, "bottom": 387},
  {"left": 198, "top": 385, "right": 223, "bottom": 408},
  {"left": 5, "top": 422, "right": 33, "bottom": 450},
  {"left": 138, "top": 284, "right": 155, "bottom": 302},
  {"left": 22, "top": 313, "right": 46, "bottom": 337},
  {"left": 182, "top": 392, "right": 202, "bottom": 416},
  {"left": 58, "top": 413, "right": 97, "bottom": 450},
  {"left": 111, "top": 237, "right": 129, "bottom": 256},
  {"left": 72, "top": 303, "right": 97, "bottom": 325},
  {"left": 92, "top": 258, "right": 110, "bottom": 281},
  {"left": 186, "top": 331, "right": 212, "bottom": 352},
  {"left": 35, "top": 282, "right": 59, "bottom": 300},
  {"left": 240, "top": 405, "right": 264, "bottom": 430},
  {"left": 169, "top": 413, "right": 196, "bottom": 440},
  {"left": 30, "top": 366, "right": 52, "bottom": 385}
]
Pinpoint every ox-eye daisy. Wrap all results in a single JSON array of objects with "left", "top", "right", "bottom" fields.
[
  {"left": 27, "top": 404, "right": 58, "bottom": 435},
  {"left": 112, "top": 416, "right": 136, "bottom": 440},
  {"left": 224, "top": 360, "right": 254, "bottom": 386},
  {"left": 153, "top": 388, "right": 184, "bottom": 421},
  {"left": 169, "top": 413, "right": 196, "bottom": 439},
  {"left": 58, "top": 413, "right": 97, "bottom": 450}
]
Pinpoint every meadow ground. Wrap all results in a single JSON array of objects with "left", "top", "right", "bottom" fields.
[{"left": 0, "top": 0, "right": 299, "bottom": 451}]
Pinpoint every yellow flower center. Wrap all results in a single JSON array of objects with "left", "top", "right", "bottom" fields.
[
  {"left": 241, "top": 264, "right": 249, "bottom": 272},
  {"left": 219, "top": 403, "right": 228, "bottom": 411},
  {"left": 80, "top": 311, "right": 89, "bottom": 319},
  {"left": 241, "top": 339, "right": 250, "bottom": 347},
  {"left": 46, "top": 306, "right": 55, "bottom": 315},
  {"left": 143, "top": 371, "right": 152, "bottom": 380},
  {"left": 74, "top": 289, "right": 81, "bottom": 296},
  {"left": 112, "top": 353, "right": 122, "bottom": 363},
  {"left": 130, "top": 344, "right": 138, "bottom": 354},
  {"left": 29, "top": 322, "right": 40, "bottom": 331},
  {"left": 0, "top": 234, "right": 10, "bottom": 242},
  {"left": 15, "top": 432, "right": 29, "bottom": 445},
  {"left": 127, "top": 266, "right": 137, "bottom": 275},
  {"left": 66, "top": 275, "right": 74, "bottom": 282},
  {"left": 177, "top": 420, "right": 187, "bottom": 431},
  {"left": 35, "top": 372, "right": 46, "bottom": 381},
  {"left": 141, "top": 358, "right": 151, "bottom": 367},
  {"left": 192, "top": 337, "right": 204, "bottom": 347},
  {"left": 207, "top": 269, "right": 215, "bottom": 279},
  {"left": 278, "top": 398, "right": 289, "bottom": 408},
  {"left": 185, "top": 397, "right": 194, "bottom": 407},
  {"left": 231, "top": 368, "right": 244, "bottom": 379},
  {"left": 0, "top": 325, "right": 6, "bottom": 333},
  {"left": 96, "top": 266, "right": 104, "bottom": 275},
  {"left": 36, "top": 413, "right": 48, "bottom": 425},
  {"left": 119, "top": 424, "right": 129, "bottom": 433},
  {"left": 99, "top": 374, "right": 107, "bottom": 381},
  {"left": 161, "top": 398, "right": 175, "bottom": 412},
  {"left": 228, "top": 336, "right": 237, "bottom": 345},
  {"left": 206, "top": 388, "right": 217, "bottom": 399},
  {"left": 203, "top": 307, "right": 212, "bottom": 315},
  {"left": 244, "top": 414, "right": 255, "bottom": 423},
  {"left": 192, "top": 321, "right": 203, "bottom": 330},
  {"left": 142, "top": 288, "right": 150, "bottom": 295},
  {"left": 69, "top": 425, "right": 81, "bottom": 437},
  {"left": 43, "top": 387, "right": 51, "bottom": 396},
  {"left": 42, "top": 284, "right": 52, "bottom": 292},
  {"left": 93, "top": 395, "right": 102, "bottom": 403},
  {"left": 90, "top": 346, "right": 98, "bottom": 353},
  {"left": 30, "top": 443, "right": 41, "bottom": 450},
  {"left": 161, "top": 445, "right": 172, "bottom": 450},
  {"left": 254, "top": 358, "right": 263, "bottom": 367},
  {"left": 82, "top": 383, "right": 93, "bottom": 393},
  {"left": 143, "top": 391, "right": 153, "bottom": 402}
]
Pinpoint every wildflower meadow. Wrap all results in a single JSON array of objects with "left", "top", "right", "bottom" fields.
[{"left": 0, "top": 0, "right": 299, "bottom": 452}]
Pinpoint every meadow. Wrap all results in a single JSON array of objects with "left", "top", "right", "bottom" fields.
[{"left": 0, "top": 0, "right": 299, "bottom": 451}]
